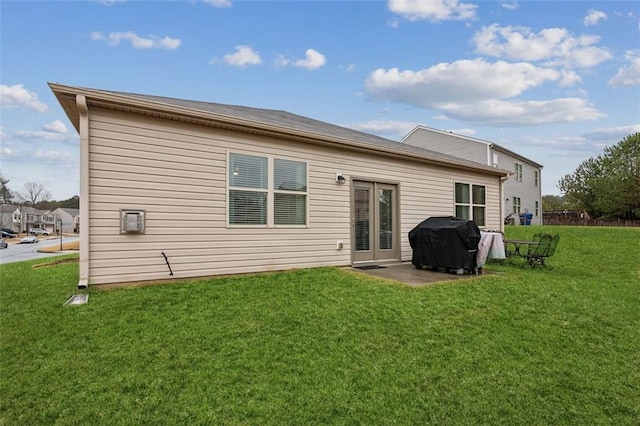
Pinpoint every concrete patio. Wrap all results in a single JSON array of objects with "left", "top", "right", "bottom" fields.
[{"left": 349, "top": 262, "right": 493, "bottom": 287}]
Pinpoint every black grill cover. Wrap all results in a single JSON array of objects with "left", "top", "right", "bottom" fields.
[{"left": 408, "top": 216, "right": 481, "bottom": 271}]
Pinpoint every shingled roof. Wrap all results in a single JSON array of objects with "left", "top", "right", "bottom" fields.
[{"left": 49, "top": 83, "right": 510, "bottom": 177}]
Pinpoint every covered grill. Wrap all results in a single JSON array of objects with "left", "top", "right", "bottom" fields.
[{"left": 408, "top": 216, "right": 481, "bottom": 274}]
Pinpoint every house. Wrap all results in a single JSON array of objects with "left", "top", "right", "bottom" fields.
[
  {"left": 0, "top": 205, "right": 55, "bottom": 234},
  {"left": 53, "top": 208, "right": 80, "bottom": 233},
  {"left": 22, "top": 207, "right": 56, "bottom": 234},
  {"left": 50, "top": 83, "right": 511, "bottom": 288},
  {"left": 402, "top": 126, "right": 544, "bottom": 225},
  {"left": 0, "top": 204, "right": 20, "bottom": 233}
]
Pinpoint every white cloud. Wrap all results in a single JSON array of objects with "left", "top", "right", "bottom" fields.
[
  {"left": 95, "top": 0, "right": 126, "bottom": 5},
  {"left": 0, "top": 146, "right": 13, "bottom": 159},
  {"left": 365, "top": 59, "right": 579, "bottom": 106},
  {"left": 91, "top": 31, "right": 181, "bottom": 50},
  {"left": 293, "top": 49, "right": 327, "bottom": 70},
  {"left": 388, "top": 0, "right": 477, "bottom": 22},
  {"left": 473, "top": 24, "right": 612, "bottom": 68},
  {"left": 204, "top": 0, "right": 231, "bottom": 7},
  {"left": 15, "top": 130, "right": 69, "bottom": 142},
  {"left": 449, "top": 128, "right": 476, "bottom": 136},
  {"left": 273, "top": 54, "right": 290, "bottom": 68},
  {"left": 582, "top": 124, "right": 640, "bottom": 141},
  {"left": 222, "top": 45, "right": 262, "bottom": 67},
  {"left": 609, "top": 51, "right": 640, "bottom": 87},
  {"left": 349, "top": 120, "right": 419, "bottom": 137},
  {"left": 442, "top": 98, "right": 604, "bottom": 126},
  {"left": 275, "top": 49, "right": 327, "bottom": 70},
  {"left": 0, "top": 84, "right": 49, "bottom": 112},
  {"left": 14, "top": 121, "right": 75, "bottom": 143},
  {"left": 33, "top": 150, "right": 75, "bottom": 163},
  {"left": 42, "top": 120, "right": 68, "bottom": 134},
  {"left": 500, "top": 2, "right": 518, "bottom": 11},
  {"left": 584, "top": 10, "right": 607, "bottom": 26},
  {"left": 364, "top": 59, "right": 604, "bottom": 126}
]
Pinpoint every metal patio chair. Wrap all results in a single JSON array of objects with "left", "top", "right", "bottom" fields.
[{"left": 524, "top": 234, "right": 552, "bottom": 267}]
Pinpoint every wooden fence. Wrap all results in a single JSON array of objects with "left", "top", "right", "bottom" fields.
[{"left": 543, "top": 218, "right": 640, "bottom": 227}]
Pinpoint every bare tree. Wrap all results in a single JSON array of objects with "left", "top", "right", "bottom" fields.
[
  {"left": 20, "top": 182, "right": 52, "bottom": 207},
  {"left": 0, "top": 172, "right": 13, "bottom": 204}
]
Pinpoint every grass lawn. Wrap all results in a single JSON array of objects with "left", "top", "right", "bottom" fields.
[{"left": 1, "top": 226, "right": 639, "bottom": 424}]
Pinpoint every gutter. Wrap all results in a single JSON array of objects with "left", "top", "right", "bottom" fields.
[
  {"left": 76, "top": 94, "right": 89, "bottom": 289},
  {"left": 50, "top": 83, "right": 510, "bottom": 178}
]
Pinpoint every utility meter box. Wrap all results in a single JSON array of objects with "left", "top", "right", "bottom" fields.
[{"left": 120, "top": 209, "right": 145, "bottom": 234}]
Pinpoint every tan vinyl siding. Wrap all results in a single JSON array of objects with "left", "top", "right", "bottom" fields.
[
  {"left": 403, "top": 131, "right": 489, "bottom": 165},
  {"left": 87, "top": 108, "right": 502, "bottom": 285}
]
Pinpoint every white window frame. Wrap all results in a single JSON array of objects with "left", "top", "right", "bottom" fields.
[
  {"left": 227, "top": 151, "right": 308, "bottom": 228},
  {"left": 515, "top": 163, "right": 523, "bottom": 182},
  {"left": 535, "top": 201, "right": 539, "bottom": 216},
  {"left": 454, "top": 182, "right": 486, "bottom": 227},
  {"left": 513, "top": 196, "right": 521, "bottom": 215},
  {"left": 534, "top": 170, "right": 539, "bottom": 186}
]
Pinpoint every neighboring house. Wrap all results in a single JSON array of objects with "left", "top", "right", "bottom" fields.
[
  {"left": 53, "top": 208, "right": 80, "bottom": 233},
  {"left": 51, "top": 83, "right": 510, "bottom": 288},
  {"left": 0, "top": 204, "right": 20, "bottom": 232},
  {"left": 22, "top": 207, "right": 56, "bottom": 234},
  {"left": 0, "top": 205, "right": 55, "bottom": 233},
  {"left": 402, "top": 126, "right": 544, "bottom": 225}
]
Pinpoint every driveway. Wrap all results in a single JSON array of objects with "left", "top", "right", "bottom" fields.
[{"left": 0, "top": 236, "right": 79, "bottom": 265}]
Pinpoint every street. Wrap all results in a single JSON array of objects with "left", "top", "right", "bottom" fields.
[{"left": 0, "top": 236, "right": 79, "bottom": 265}]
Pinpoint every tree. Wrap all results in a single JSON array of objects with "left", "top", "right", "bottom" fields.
[
  {"left": 559, "top": 133, "right": 640, "bottom": 220},
  {"left": 601, "top": 133, "right": 640, "bottom": 219},
  {"left": 542, "top": 195, "right": 569, "bottom": 212},
  {"left": 56, "top": 195, "right": 80, "bottom": 209},
  {"left": 20, "top": 182, "right": 52, "bottom": 207},
  {"left": 0, "top": 172, "right": 13, "bottom": 204}
]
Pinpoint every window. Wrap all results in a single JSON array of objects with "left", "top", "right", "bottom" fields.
[
  {"left": 535, "top": 201, "right": 539, "bottom": 216},
  {"left": 513, "top": 196, "right": 521, "bottom": 215},
  {"left": 229, "top": 153, "right": 267, "bottom": 225},
  {"left": 515, "top": 163, "right": 523, "bottom": 181},
  {"left": 455, "top": 182, "right": 486, "bottom": 227},
  {"left": 274, "top": 159, "right": 307, "bottom": 225},
  {"left": 228, "top": 153, "right": 307, "bottom": 226},
  {"left": 534, "top": 170, "right": 539, "bottom": 186}
]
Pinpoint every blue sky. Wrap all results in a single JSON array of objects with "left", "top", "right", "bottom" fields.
[{"left": 1, "top": 0, "right": 639, "bottom": 200}]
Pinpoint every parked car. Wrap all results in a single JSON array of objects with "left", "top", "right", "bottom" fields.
[
  {"left": 1, "top": 230, "right": 16, "bottom": 238},
  {"left": 0, "top": 238, "right": 7, "bottom": 249},
  {"left": 21, "top": 235, "right": 39, "bottom": 244},
  {"left": 29, "top": 228, "right": 50, "bottom": 236}
]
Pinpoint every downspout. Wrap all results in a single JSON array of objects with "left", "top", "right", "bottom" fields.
[
  {"left": 538, "top": 166, "right": 544, "bottom": 225},
  {"left": 499, "top": 175, "right": 508, "bottom": 233},
  {"left": 77, "top": 95, "right": 90, "bottom": 289}
]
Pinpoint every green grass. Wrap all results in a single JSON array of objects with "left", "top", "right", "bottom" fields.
[{"left": 1, "top": 226, "right": 639, "bottom": 425}]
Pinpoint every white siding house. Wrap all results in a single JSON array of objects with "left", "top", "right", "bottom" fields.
[
  {"left": 402, "top": 126, "right": 544, "bottom": 225},
  {"left": 51, "top": 83, "right": 510, "bottom": 288},
  {"left": 53, "top": 208, "right": 80, "bottom": 233},
  {"left": 19, "top": 207, "right": 56, "bottom": 234},
  {"left": 0, "top": 204, "right": 20, "bottom": 233}
]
